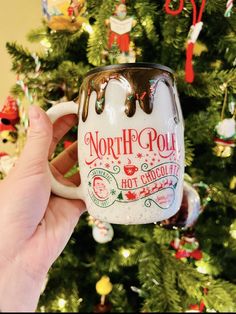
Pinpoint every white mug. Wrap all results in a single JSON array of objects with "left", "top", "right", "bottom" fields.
[{"left": 47, "top": 63, "right": 185, "bottom": 224}]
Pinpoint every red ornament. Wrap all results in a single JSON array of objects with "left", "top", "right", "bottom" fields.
[
  {"left": 0, "top": 152, "right": 8, "bottom": 158},
  {"left": 0, "top": 96, "right": 19, "bottom": 120},
  {"left": 63, "top": 140, "right": 73, "bottom": 149},
  {"left": 0, "top": 124, "right": 16, "bottom": 132},
  {"left": 0, "top": 96, "right": 19, "bottom": 132},
  {"left": 170, "top": 231, "right": 203, "bottom": 261},
  {"left": 164, "top": 0, "right": 206, "bottom": 83},
  {"left": 189, "top": 300, "right": 205, "bottom": 312},
  {"left": 68, "top": 6, "right": 74, "bottom": 16},
  {"left": 107, "top": 2, "right": 135, "bottom": 54}
]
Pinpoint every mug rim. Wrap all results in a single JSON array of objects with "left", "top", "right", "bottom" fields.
[{"left": 86, "top": 62, "right": 174, "bottom": 76}]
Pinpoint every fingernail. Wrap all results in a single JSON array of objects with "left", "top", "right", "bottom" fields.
[{"left": 29, "top": 105, "right": 40, "bottom": 120}]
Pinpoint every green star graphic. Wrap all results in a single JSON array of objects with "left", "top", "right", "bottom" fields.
[{"left": 111, "top": 189, "right": 116, "bottom": 195}]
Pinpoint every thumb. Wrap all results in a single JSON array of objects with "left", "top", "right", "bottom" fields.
[{"left": 16, "top": 105, "right": 53, "bottom": 176}]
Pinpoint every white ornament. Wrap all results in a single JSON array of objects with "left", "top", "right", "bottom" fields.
[
  {"left": 215, "top": 118, "right": 236, "bottom": 138},
  {"left": 0, "top": 155, "right": 17, "bottom": 176},
  {"left": 92, "top": 222, "right": 114, "bottom": 244}
]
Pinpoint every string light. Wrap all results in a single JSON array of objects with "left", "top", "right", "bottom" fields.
[
  {"left": 230, "top": 221, "right": 236, "bottom": 239},
  {"left": 196, "top": 263, "right": 208, "bottom": 274},
  {"left": 121, "top": 248, "right": 131, "bottom": 258},
  {"left": 58, "top": 298, "right": 67, "bottom": 309},
  {"left": 82, "top": 23, "right": 94, "bottom": 34}
]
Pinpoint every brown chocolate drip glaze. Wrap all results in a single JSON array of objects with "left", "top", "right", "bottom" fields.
[{"left": 78, "top": 68, "right": 175, "bottom": 123}]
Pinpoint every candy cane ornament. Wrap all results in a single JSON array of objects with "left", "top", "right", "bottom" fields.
[
  {"left": 224, "top": 0, "right": 234, "bottom": 17},
  {"left": 16, "top": 75, "right": 34, "bottom": 104},
  {"left": 31, "top": 52, "right": 41, "bottom": 74},
  {"left": 164, "top": 0, "right": 206, "bottom": 83}
]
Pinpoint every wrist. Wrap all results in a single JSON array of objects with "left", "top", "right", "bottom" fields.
[{"left": 0, "top": 255, "right": 47, "bottom": 312}]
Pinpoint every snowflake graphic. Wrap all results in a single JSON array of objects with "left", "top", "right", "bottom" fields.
[
  {"left": 111, "top": 189, "right": 116, "bottom": 195},
  {"left": 136, "top": 153, "right": 143, "bottom": 159}
]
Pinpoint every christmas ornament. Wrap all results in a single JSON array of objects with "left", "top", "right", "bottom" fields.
[
  {"left": 0, "top": 96, "right": 19, "bottom": 130},
  {"left": 16, "top": 53, "right": 42, "bottom": 130},
  {"left": 63, "top": 140, "right": 73, "bottom": 149},
  {"left": 164, "top": 0, "right": 206, "bottom": 83},
  {"left": 186, "top": 288, "right": 208, "bottom": 312},
  {"left": 16, "top": 75, "right": 33, "bottom": 129},
  {"left": 170, "top": 230, "right": 203, "bottom": 261},
  {"left": 0, "top": 134, "right": 18, "bottom": 165},
  {"left": 213, "top": 137, "right": 235, "bottom": 158},
  {"left": 89, "top": 216, "right": 114, "bottom": 244},
  {"left": 185, "top": 301, "right": 205, "bottom": 312},
  {"left": 215, "top": 118, "right": 236, "bottom": 138},
  {"left": 31, "top": 53, "right": 41, "bottom": 77},
  {"left": 158, "top": 181, "right": 202, "bottom": 230},
  {"left": 213, "top": 87, "right": 236, "bottom": 158},
  {"left": 94, "top": 276, "right": 113, "bottom": 313},
  {"left": 224, "top": 0, "right": 234, "bottom": 17},
  {"left": 228, "top": 93, "right": 236, "bottom": 115},
  {"left": 0, "top": 154, "right": 17, "bottom": 177},
  {"left": 193, "top": 41, "right": 208, "bottom": 56},
  {"left": 0, "top": 130, "right": 17, "bottom": 144},
  {"left": 105, "top": 1, "right": 136, "bottom": 63},
  {"left": 42, "top": 0, "right": 87, "bottom": 32},
  {"left": 0, "top": 96, "right": 19, "bottom": 160},
  {"left": 16, "top": 75, "right": 34, "bottom": 105}
]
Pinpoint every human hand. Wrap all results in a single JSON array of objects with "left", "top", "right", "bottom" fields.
[{"left": 0, "top": 105, "right": 86, "bottom": 312}]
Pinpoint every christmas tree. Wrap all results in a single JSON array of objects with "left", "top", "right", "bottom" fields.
[{"left": 2, "top": 0, "right": 236, "bottom": 312}]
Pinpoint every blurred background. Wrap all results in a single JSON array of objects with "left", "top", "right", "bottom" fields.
[{"left": 0, "top": 0, "right": 42, "bottom": 105}]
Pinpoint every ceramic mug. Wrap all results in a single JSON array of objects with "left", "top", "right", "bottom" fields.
[{"left": 47, "top": 63, "right": 185, "bottom": 224}]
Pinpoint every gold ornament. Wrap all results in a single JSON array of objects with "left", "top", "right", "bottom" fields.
[
  {"left": 42, "top": 0, "right": 87, "bottom": 32},
  {"left": 96, "top": 275, "right": 113, "bottom": 307},
  {"left": 193, "top": 41, "right": 208, "bottom": 56},
  {"left": 213, "top": 141, "right": 233, "bottom": 158},
  {"left": 96, "top": 276, "right": 113, "bottom": 296}
]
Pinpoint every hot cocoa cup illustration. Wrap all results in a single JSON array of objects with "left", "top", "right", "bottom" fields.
[
  {"left": 47, "top": 63, "right": 185, "bottom": 224},
  {"left": 124, "top": 159, "right": 138, "bottom": 176}
]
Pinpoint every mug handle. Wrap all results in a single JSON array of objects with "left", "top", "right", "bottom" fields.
[{"left": 46, "top": 101, "right": 84, "bottom": 200}]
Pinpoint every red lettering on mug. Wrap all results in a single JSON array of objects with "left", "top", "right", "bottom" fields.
[{"left": 84, "top": 128, "right": 176, "bottom": 165}]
